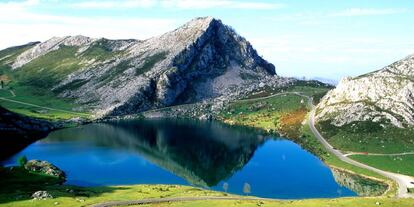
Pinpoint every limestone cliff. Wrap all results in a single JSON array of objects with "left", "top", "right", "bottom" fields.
[{"left": 316, "top": 55, "right": 414, "bottom": 128}]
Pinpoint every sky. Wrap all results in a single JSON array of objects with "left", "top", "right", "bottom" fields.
[{"left": 1, "top": 0, "right": 414, "bottom": 81}]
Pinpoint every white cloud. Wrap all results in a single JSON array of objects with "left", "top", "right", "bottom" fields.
[
  {"left": 331, "top": 8, "right": 406, "bottom": 17},
  {"left": 71, "top": 0, "right": 284, "bottom": 10},
  {"left": 0, "top": 3, "right": 178, "bottom": 49}
]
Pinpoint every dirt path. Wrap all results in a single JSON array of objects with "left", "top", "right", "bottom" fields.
[
  {"left": 0, "top": 96, "right": 87, "bottom": 116},
  {"left": 92, "top": 196, "right": 278, "bottom": 207},
  {"left": 343, "top": 151, "right": 414, "bottom": 157}
]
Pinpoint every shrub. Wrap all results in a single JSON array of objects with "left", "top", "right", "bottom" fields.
[{"left": 17, "top": 156, "right": 28, "bottom": 167}]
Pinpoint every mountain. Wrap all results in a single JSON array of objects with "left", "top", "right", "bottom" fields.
[
  {"left": 0, "top": 17, "right": 278, "bottom": 117},
  {"left": 315, "top": 54, "right": 414, "bottom": 128}
]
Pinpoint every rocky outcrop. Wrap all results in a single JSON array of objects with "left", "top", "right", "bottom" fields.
[
  {"left": 24, "top": 160, "right": 66, "bottom": 179},
  {"left": 316, "top": 54, "right": 414, "bottom": 128},
  {"left": 12, "top": 35, "right": 96, "bottom": 69},
  {"left": 31, "top": 191, "right": 53, "bottom": 200},
  {"left": 4, "top": 17, "right": 280, "bottom": 117}
]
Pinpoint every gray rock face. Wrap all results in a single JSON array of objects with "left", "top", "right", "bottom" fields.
[
  {"left": 8, "top": 17, "right": 277, "bottom": 117},
  {"left": 24, "top": 160, "right": 66, "bottom": 178},
  {"left": 12, "top": 35, "right": 96, "bottom": 69},
  {"left": 316, "top": 54, "right": 414, "bottom": 128}
]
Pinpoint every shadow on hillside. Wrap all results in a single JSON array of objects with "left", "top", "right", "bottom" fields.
[{"left": 0, "top": 166, "right": 124, "bottom": 204}]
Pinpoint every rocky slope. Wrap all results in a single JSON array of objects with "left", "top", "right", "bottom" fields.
[
  {"left": 2, "top": 17, "right": 283, "bottom": 117},
  {"left": 315, "top": 54, "right": 414, "bottom": 128}
]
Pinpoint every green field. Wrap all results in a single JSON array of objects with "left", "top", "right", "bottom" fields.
[
  {"left": 220, "top": 94, "right": 308, "bottom": 138},
  {"left": 0, "top": 166, "right": 230, "bottom": 207},
  {"left": 0, "top": 166, "right": 412, "bottom": 207},
  {"left": 350, "top": 154, "right": 414, "bottom": 177},
  {"left": 317, "top": 121, "right": 414, "bottom": 154},
  {"left": 0, "top": 87, "right": 90, "bottom": 120}
]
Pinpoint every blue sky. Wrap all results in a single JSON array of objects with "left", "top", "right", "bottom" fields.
[{"left": 1, "top": 0, "right": 414, "bottom": 80}]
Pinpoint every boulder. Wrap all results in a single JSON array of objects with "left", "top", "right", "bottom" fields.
[
  {"left": 25, "top": 160, "right": 66, "bottom": 179},
  {"left": 32, "top": 191, "right": 53, "bottom": 200}
]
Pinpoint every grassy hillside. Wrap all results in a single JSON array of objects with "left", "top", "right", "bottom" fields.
[
  {"left": 350, "top": 154, "right": 414, "bottom": 177},
  {"left": 317, "top": 121, "right": 414, "bottom": 154},
  {"left": 0, "top": 45, "right": 94, "bottom": 120},
  {"left": 316, "top": 121, "right": 414, "bottom": 188}
]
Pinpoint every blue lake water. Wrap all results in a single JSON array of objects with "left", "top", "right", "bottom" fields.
[{"left": 1, "top": 119, "right": 356, "bottom": 199}]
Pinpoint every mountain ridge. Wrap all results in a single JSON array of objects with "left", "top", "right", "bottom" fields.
[
  {"left": 315, "top": 54, "right": 414, "bottom": 128},
  {"left": 0, "top": 17, "right": 282, "bottom": 118}
]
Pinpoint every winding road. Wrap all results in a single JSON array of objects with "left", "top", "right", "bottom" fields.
[{"left": 307, "top": 100, "right": 414, "bottom": 198}]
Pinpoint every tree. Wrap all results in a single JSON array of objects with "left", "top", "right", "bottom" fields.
[
  {"left": 1, "top": 80, "right": 3, "bottom": 89},
  {"left": 18, "top": 155, "right": 27, "bottom": 167},
  {"left": 243, "top": 182, "right": 251, "bottom": 195},
  {"left": 222, "top": 182, "right": 229, "bottom": 193}
]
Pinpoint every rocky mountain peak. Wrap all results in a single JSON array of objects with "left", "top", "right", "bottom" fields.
[
  {"left": 316, "top": 54, "right": 414, "bottom": 128},
  {"left": 2, "top": 17, "right": 281, "bottom": 117}
]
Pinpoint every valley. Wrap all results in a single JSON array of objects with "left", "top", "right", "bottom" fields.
[{"left": 0, "top": 16, "right": 413, "bottom": 207}]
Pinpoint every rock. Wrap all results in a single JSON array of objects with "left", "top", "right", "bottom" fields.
[
  {"left": 199, "top": 114, "right": 212, "bottom": 120},
  {"left": 25, "top": 160, "right": 66, "bottom": 179},
  {"left": 259, "top": 82, "right": 265, "bottom": 88},
  {"left": 32, "top": 191, "right": 53, "bottom": 200},
  {"left": 4, "top": 17, "right": 281, "bottom": 118},
  {"left": 316, "top": 54, "right": 414, "bottom": 128}
]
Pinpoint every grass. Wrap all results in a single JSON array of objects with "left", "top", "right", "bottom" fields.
[
  {"left": 244, "top": 80, "right": 332, "bottom": 100},
  {"left": 146, "top": 198, "right": 414, "bottom": 207},
  {"left": 317, "top": 121, "right": 414, "bottom": 154},
  {"left": 13, "top": 46, "right": 82, "bottom": 89},
  {"left": 80, "top": 38, "right": 120, "bottom": 61},
  {"left": 0, "top": 166, "right": 230, "bottom": 207},
  {"left": 220, "top": 94, "right": 307, "bottom": 137},
  {"left": 0, "top": 47, "right": 92, "bottom": 120},
  {"left": 0, "top": 86, "right": 90, "bottom": 121},
  {"left": 350, "top": 154, "right": 414, "bottom": 177},
  {"left": 0, "top": 166, "right": 412, "bottom": 207}
]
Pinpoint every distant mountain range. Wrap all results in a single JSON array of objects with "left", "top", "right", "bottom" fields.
[{"left": 0, "top": 17, "right": 282, "bottom": 117}]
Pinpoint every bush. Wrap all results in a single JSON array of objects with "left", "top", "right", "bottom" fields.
[{"left": 17, "top": 156, "right": 28, "bottom": 167}]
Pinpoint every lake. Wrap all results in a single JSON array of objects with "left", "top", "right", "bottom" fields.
[{"left": 1, "top": 119, "right": 356, "bottom": 199}]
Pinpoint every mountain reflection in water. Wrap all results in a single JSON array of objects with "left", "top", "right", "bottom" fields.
[{"left": 1, "top": 119, "right": 356, "bottom": 199}]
